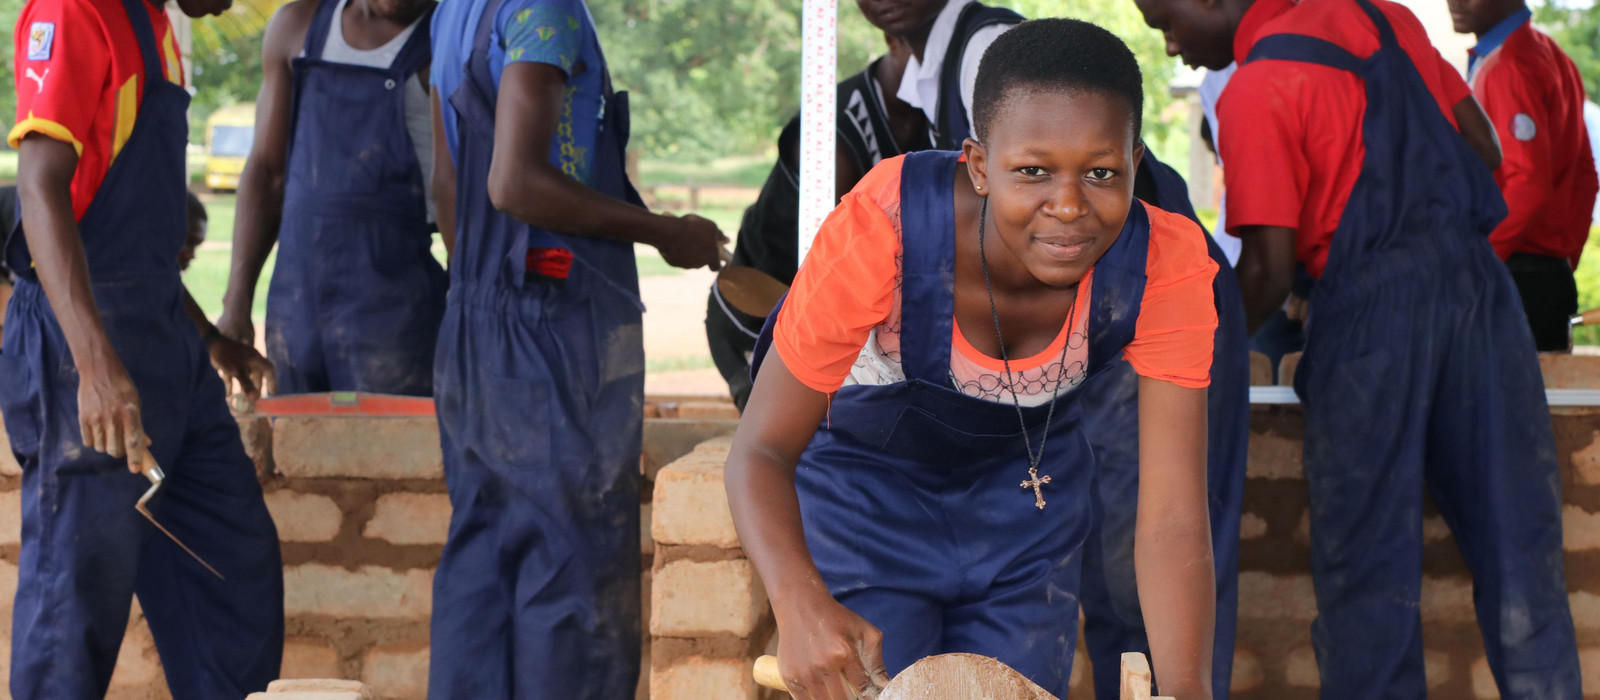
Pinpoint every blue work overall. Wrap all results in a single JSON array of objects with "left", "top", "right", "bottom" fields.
[
  {"left": 428, "top": 0, "right": 645, "bottom": 696},
  {"left": 1077, "top": 150, "right": 1247, "bottom": 700},
  {"left": 1247, "top": 1, "right": 1581, "bottom": 695},
  {"left": 267, "top": 0, "right": 446, "bottom": 395},
  {"left": 0, "top": 0, "right": 284, "bottom": 696},
  {"left": 753, "top": 150, "right": 1151, "bottom": 696}
]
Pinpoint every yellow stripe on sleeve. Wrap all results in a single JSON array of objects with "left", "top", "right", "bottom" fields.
[{"left": 7, "top": 114, "right": 84, "bottom": 154}]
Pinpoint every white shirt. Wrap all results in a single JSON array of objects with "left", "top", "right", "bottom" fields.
[
  {"left": 1585, "top": 100, "right": 1600, "bottom": 225},
  {"left": 895, "top": 0, "right": 1014, "bottom": 139},
  {"left": 1198, "top": 64, "right": 1241, "bottom": 266},
  {"left": 318, "top": 0, "right": 435, "bottom": 223}
]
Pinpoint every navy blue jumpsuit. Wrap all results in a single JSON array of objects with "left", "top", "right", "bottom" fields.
[
  {"left": 428, "top": 0, "right": 645, "bottom": 695},
  {"left": 267, "top": 0, "right": 447, "bottom": 396},
  {"left": 1247, "top": 0, "right": 1580, "bottom": 695},
  {"left": 0, "top": 0, "right": 284, "bottom": 695},
  {"left": 754, "top": 151, "right": 1170, "bottom": 696}
]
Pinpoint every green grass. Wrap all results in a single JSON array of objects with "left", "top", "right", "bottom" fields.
[{"left": 638, "top": 155, "right": 772, "bottom": 190}]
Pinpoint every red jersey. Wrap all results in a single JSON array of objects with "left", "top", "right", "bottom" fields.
[
  {"left": 1469, "top": 18, "right": 1597, "bottom": 265},
  {"left": 9, "top": 0, "right": 184, "bottom": 221},
  {"left": 1217, "top": 0, "right": 1473, "bottom": 278}
]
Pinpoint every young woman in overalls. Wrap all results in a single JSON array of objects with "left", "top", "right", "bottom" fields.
[{"left": 727, "top": 19, "right": 1220, "bottom": 700}]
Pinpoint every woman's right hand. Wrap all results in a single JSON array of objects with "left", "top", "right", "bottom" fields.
[{"left": 773, "top": 594, "right": 889, "bottom": 699}]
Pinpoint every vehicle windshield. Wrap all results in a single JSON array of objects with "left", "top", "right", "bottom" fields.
[{"left": 210, "top": 125, "right": 254, "bottom": 158}]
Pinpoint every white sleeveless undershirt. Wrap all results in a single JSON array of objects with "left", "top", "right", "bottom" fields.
[{"left": 319, "top": 0, "right": 435, "bottom": 222}]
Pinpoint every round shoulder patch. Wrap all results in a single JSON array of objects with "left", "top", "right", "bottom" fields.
[{"left": 1512, "top": 113, "right": 1538, "bottom": 142}]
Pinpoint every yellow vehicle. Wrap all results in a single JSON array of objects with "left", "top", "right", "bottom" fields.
[{"left": 204, "top": 103, "right": 255, "bottom": 191}]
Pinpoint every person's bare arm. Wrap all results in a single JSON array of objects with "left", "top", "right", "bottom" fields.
[
  {"left": 1453, "top": 96, "right": 1502, "bottom": 172},
  {"left": 218, "top": 0, "right": 313, "bottom": 343},
  {"left": 181, "top": 286, "right": 275, "bottom": 398},
  {"left": 1135, "top": 377, "right": 1215, "bottom": 700},
  {"left": 431, "top": 88, "right": 457, "bottom": 257},
  {"left": 1234, "top": 225, "right": 1298, "bottom": 334},
  {"left": 16, "top": 135, "right": 153, "bottom": 472},
  {"left": 487, "top": 62, "right": 723, "bottom": 270},
  {"left": 725, "top": 354, "right": 887, "bottom": 699},
  {"left": 834, "top": 146, "right": 864, "bottom": 203}
]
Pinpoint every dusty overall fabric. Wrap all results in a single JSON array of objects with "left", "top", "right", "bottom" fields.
[
  {"left": 427, "top": 0, "right": 644, "bottom": 696},
  {"left": 751, "top": 150, "right": 1150, "bottom": 696},
  {"left": 0, "top": 0, "right": 284, "bottom": 696},
  {"left": 267, "top": 0, "right": 446, "bottom": 395},
  {"left": 1077, "top": 149, "right": 1247, "bottom": 700},
  {"left": 1248, "top": 0, "right": 1580, "bottom": 695}
]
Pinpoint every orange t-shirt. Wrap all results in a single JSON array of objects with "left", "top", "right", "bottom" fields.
[
  {"left": 9, "top": 0, "right": 185, "bottom": 221},
  {"left": 774, "top": 156, "right": 1218, "bottom": 402}
]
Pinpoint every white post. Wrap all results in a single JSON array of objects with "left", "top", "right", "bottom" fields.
[{"left": 798, "top": 0, "right": 836, "bottom": 262}]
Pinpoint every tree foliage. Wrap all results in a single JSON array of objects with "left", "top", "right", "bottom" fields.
[
  {"left": 594, "top": 0, "right": 1186, "bottom": 162},
  {"left": 1535, "top": 0, "right": 1600, "bottom": 98}
]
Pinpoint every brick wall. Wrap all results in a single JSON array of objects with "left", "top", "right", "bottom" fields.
[
  {"left": 646, "top": 354, "right": 1600, "bottom": 699},
  {"left": 0, "top": 399, "right": 738, "bottom": 700}
]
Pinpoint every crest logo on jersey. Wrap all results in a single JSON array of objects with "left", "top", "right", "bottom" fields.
[
  {"left": 1512, "top": 113, "right": 1537, "bottom": 142},
  {"left": 27, "top": 22, "right": 54, "bottom": 61}
]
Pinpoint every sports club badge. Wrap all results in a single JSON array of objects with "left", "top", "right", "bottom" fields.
[{"left": 27, "top": 22, "right": 54, "bottom": 61}]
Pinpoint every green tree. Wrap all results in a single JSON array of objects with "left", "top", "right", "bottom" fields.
[
  {"left": 1536, "top": 0, "right": 1600, "bottom": 97},
  {"left": 594, "top": 0, "right": 1187, "bottom": 165}
]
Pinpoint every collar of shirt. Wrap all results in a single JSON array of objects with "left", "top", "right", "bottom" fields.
[
  {"left": 896, "top": 0, "right": 974, "bottom": 124},
  {"left": 1232, "top": 0, "right": 1296, "bottom": 66},
  {"left": 1467, "top": 7, "right": 1530, "bottom": 77}
]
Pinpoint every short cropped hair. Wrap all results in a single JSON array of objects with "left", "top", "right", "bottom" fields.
[
  {"left": 186, "top": 190, "right": 208, "bottom": 223},
  {"left": 971, "top": 18, "right": 1144, "bottom": 142}
]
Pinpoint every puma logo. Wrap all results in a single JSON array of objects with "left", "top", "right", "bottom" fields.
[{"left": 24, "top": 67, "right": 47, "bottom": 92}]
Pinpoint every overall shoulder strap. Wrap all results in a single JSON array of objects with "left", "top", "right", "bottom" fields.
[
  {"left": 1245, "top": 32, "right": 1365, "bottom": 72},
  {"left": 898, "top": 151, "right": 961, "bottom": 382},
  {"left": 935, "top": 3, "right": 1022, "bottom": 149},
  {"left": 302, "top": 0, "right": 342, "bottom": 62},
  {"left": 120, "top": 0, "right": 165, "bottom": 86},
  {"left": 1087, "top": 200, "right": 1151, "bottom": 376},
  {"left": 390, "top": 3, "right": 436, "bottom": 76}
]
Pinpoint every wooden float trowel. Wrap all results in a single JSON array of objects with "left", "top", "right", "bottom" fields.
[{"left": 752, "top": 650, "right": 1174, "bottom": 700}]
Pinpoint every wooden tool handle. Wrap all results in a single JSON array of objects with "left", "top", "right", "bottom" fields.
[
  {"left": 753, "top": 655, "right": 788, "bottom": 691},
  {"left": 1572, "top": 307, "right": 1600, "bottom": 327}
]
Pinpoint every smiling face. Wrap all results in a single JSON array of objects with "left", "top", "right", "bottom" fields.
[
  {"left": 1134, "top": 0, "right": 1238, "bottom": 70},
  {"left": 855, "top": 0, "right": 947, "bottom": 38},
  {"left": 963, "top": 89, "right": 1143, "bottom": 289}
]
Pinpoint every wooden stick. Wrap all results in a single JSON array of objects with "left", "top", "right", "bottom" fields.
[
  {"left": 1119, "top": 652, "right": 1175, "bottom": 700},
  {"left": 754, "top": 655, "right": 788, "bottom": 692}
]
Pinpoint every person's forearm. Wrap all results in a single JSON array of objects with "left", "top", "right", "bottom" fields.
[
  {"left": 223, "top": 157, "right": 284, "bottom": 315},
  {"left": 725, "top": 446, "right": 836, "bottom": 618},
  {"left": 487, "top": 161, "right": 674, "bottom": 248},
  {"left": 1135, "top": 508, "right": 1216, "bottom": 698},
  {"left": 16, "top": 139, "right": 118, "bottom": 374},
  {"left": 1486, "top": 174, "right": 1549, "bottom": 260},
  {"left": 1237, "top": 258, "right": 1291, "bottom": 334},
  {"left": 180, "top": 285, "right": 217, "bottom": 339},
  {"left": 430, "top": 89, "right": 458, "bottom": 259}
]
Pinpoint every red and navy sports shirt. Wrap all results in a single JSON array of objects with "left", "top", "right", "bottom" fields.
[{"left": 9, "top": 0, "right": 184, "bottom": 221}]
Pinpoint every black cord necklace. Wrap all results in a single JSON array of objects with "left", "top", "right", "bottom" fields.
[{"left": 975, "top": 196, "right": 1078, "bottom": 510}]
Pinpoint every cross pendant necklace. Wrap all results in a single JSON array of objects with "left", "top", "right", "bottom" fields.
[
  {"left": 976, "top": 197, "right": 1076, "bottom": 511},
  {"left": 1021, "top": 468, "right": 1053, "bottom": 510}
]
